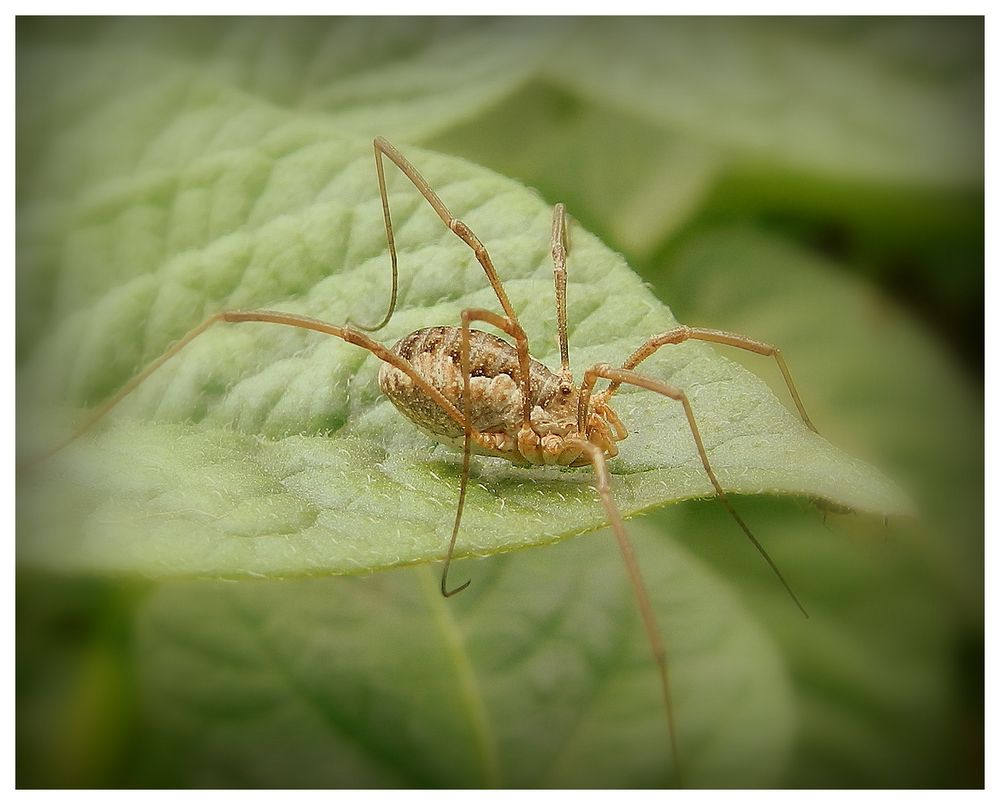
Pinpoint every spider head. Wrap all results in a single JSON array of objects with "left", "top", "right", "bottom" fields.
[{"left": 531, "top": 380, "right": 579, "bottom": 438}]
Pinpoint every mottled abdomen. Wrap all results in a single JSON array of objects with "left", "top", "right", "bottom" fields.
[{"left": 378, "top": 326, "right": 560, "bottom": 452}]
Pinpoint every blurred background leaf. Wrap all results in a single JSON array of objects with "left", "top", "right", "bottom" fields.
[{"left": 16, "top": 16, "right": 982, "bottom": 789}]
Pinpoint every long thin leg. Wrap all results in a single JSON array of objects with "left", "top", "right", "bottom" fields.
[
  {"left": 440, "top": 424, "right": 473, "bottom": 598},
  {"left": 361, "top": 137, "right": 526, "bottom": 336},
  {"left": 361, "top": 138, "right": 541, "bottom": 594},
  {"left": 26, "top": 309, "right": 473, "bottom": 465},
  {"left": 572, "top": 437, "right": 682, "bottom": 786},
  {"left": 608, "top": 326, "right": 817, "bottom": 433},
  {"left": 460, "top": 307, "right": 534, "bottom": 425},
  {"left": 439, "top": 306, "right": 484, "bottom": 598},
  {"left": 439, "top": 304, "right": 538, "bottom": 596},
  {"left": 581, "top": 363, "right": 808, "bottom": 618},
  {"left": 550, "top": 203, "right": 570, "bottom": 376},
  {"left": 368, "top": 138, "right": 539, "bottom": 425}
]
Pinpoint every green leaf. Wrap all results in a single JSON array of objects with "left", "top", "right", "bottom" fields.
[
  {"left": 132, "top": 526, "right": 794, "bottom": 787},
  {"left": 17, "top": 74, "right": 905, "bottom": 577},
  {"left": 547, "top": 18, "right": 983, "bottom": 186}
]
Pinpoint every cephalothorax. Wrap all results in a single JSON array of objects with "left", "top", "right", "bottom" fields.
[{"left": 34, "top": 137, "right": 818, "bottom": 784}]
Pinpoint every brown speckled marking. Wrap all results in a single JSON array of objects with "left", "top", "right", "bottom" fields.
[{"left": 379, "top": 326, "right": 562, "bottom": 456}]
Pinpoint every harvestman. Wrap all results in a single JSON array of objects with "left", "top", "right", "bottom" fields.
[{"left": 38, "top": 137, "right": 819, "bottom": 781}]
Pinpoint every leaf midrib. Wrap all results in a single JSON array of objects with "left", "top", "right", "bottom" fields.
[{"left": 417, "top": 565, "right": 501, "bottom": 787}]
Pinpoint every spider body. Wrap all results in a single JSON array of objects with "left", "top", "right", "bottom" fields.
[{"left": 380, "top": 325, "right": 625, "bottom": 467}]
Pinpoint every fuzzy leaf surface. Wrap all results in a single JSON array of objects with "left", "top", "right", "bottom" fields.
[{"left": 17, "top": 58, "right": 905, "bottom": 578}]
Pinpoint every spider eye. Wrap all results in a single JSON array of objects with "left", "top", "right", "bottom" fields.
[{"left": 560, "top": 383, "right": 571, "bottom": 395}]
